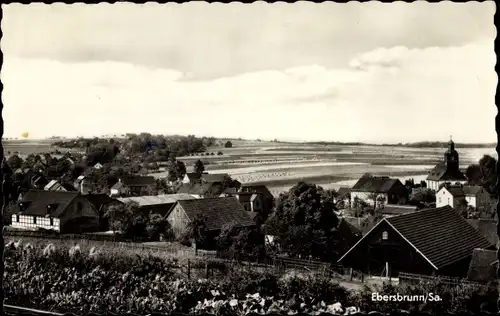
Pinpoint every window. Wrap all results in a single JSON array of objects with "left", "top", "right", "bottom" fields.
[
  {"left": 33, "top": 217, "right": 37, "bottom": 224},
  {"left": 382, "top": 231, "right": 388, "bottom": 240},
  {"left": 16, "top": 215, "right": 19, "bottom": 222},
  {"left": 438, "top": 197, "right": 441, "bottom": 203},
  {"left": 50, "top": 218, "right": 54, "bottom": 226}
]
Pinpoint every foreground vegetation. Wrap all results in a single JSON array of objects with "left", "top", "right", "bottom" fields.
[{"left": 5, "top": 240, "right": 498, "bottom": 315}]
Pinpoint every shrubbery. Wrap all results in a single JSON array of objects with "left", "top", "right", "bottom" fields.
[{"left": 4, "top": 240, "right": 498, "bottom": 315}]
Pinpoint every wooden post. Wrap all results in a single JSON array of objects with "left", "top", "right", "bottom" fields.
[
  {"left": 349, "top": 267, "right": 353, "bottom": 281},
  {"left": 386, "top": 262, "right": 389, "bottom": 279},
  {"left": 187, "top": 259, "right": 191, "bottom": 279}
]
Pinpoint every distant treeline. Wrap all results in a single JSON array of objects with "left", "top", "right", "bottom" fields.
[{"left": 303, "top": 141, "right": 496, "bottom": 148}]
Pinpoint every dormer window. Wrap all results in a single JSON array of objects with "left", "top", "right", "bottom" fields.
[{"left": 382, "top": 231, "right": 388, "bottom": 240}]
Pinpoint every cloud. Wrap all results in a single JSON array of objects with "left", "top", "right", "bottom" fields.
[{"left": 2, "top": 39, "right": 496, "bottom": 143}]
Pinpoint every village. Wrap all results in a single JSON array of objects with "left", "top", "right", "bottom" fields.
[{"left": 3, "top": 135, "right": 499, "bottom": 292}]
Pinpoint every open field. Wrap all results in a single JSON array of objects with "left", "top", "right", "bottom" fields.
[
  {"left": 180, "top": 141, "right": 497, "bottom": 196},
  {"left": 4, "top": 139, "right": 496, "bottom": 197}
]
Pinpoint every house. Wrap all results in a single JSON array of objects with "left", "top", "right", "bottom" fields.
[
  {"left": 73, "top": 175, "right": 94, "bottom": 195},
  {"left": 336, "top": 187, "right": 351, "bottom": 208},
  {"left": 234, "top": 184, "right": 275, "bottom": 214},
  {"left": 436, "top": 184, "right": 491, "bottom": 213},
  {"left": 177, "top": 182, "right": 224, "bottom": 198},
  {"left": 338, "top": 205, "right": 494, "bottom": 278},
  {"left": 93, "top": 162, "right": 104, "bottom": 169},
  {"left": 350, "top": 176, "right": 407, "bottom": 208},
  {"left": 10, "top": 190, "right": 101, "bottom": 233},
  {"left": 44, "top": 180, "right": 77, "bottom": 192},
  {"left": 466, "top": 248, "right": 498, "bottom": 283},
  {"left": 201, "top": 173, "right": 230, "bottom": 184},
  {"left": 117, "top": 194, "right": 196, "bottom": 217},
  {"left": 426, "top": 138, "right": 467, "bottom": 191},
  {"left": 31, "top": 174, "right": 48, "bottom": 190},
  {"left": 182, "top": 172, "right": 205, "bottom": 184},
  {"left": 109, "top": 175, "right": 156, "bottom": 197},
  {"left": 380, "top": 204, "right": 418, "bottom": 217},
  {"left": 165, "top": 197, "right": 255, "bottom": 245}
]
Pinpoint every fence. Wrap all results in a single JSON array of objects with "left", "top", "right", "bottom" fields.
[{"left": 398, "top": 272, "right": 484, "bottom": 287}]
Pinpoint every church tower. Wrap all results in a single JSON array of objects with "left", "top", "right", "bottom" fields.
[{"left": 444, "top": 136, "right": 459, "bottom": 171}]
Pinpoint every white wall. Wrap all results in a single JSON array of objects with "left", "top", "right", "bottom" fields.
[
  {"left": 436, "top": 188, "right": 454, "bottom": 208},
  {"left": 11, "top": 215, "right": 60, "bottom": 231}
]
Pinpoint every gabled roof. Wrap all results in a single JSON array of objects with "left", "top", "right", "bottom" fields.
[
  {"left": 467, "top": 219, "right": 498, "bottom": 246},
  {"left": 386, "top": 206, "right": 492, "bottom": 269},
  {"left": 351, "top": 176, "right": 402, "bottom": 193},
  {"left": 171, "top": 197, "right": 255, "bottom": 231},
  {"left": 86, "top": 194, "right": 120, "bottom": 210},
  {"left": 44, "top": 180, "right": 59, "bottom": 191},
  {"left": 17, "top": 190, "right": 80, "bottom": 218},
  {"left": 201, "top": 173, "right": 229, "bottom": 183},
  {"left": 177, "top": 182, "right": 223, "bottom": 196},
  {"left": 337, "top": 187, "right": 351, "bottom": 198},
  {"left": 340, "top": 206, "right": 493, "bottom": 270},
  {"left": 467, "top": 248, "right": 498, "bottom": 283},
  {"left": 462, "top": 185, "right": 485, "bottom": 196},
  {"left": 381, "top": 204, "right": 418, "bottom": 216},
  {"left": 184, "top": 173, "right": 204, "bottom": 181},
  {"left": 427, "top": 163, "right": 467, "bottom": 181},
  {"left": 444, "top": 186, "right": 466, "bottom": 198},
  {"left": 116, "top": 175, "right": 156, "bottom": 187},
  {"left": 117, "top": 194, "right": 196, "bottom": 207}
]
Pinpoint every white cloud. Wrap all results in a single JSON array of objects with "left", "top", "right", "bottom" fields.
[{"left": 2, "top": 39, "right": 496, "bottom": 143}]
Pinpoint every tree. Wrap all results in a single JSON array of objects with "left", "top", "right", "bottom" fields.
[
  {"left": 263, "top": 182, "right": 342, "bottom": 261},
  {"left": 194, "top": 159, "right": 205, "bottom": 174},
  {"left": 104, "top": 201, "right": 138, "bottom": 235},
  {"left": 466, "top": 155, "right": 498, "bottom": 195},
  {"left": 167, "top": 159, "right": 187, "bottom": 182},
  {"left": 7, "top": 155, "right": 23, "bottom": 170},
  {"left": 224, "top": 141, "right": 233, "bottom": 148},
  {"left": 180, "top": 214, "right": 209, "bottom": 249}
]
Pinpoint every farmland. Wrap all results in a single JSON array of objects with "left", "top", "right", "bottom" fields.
[
  {"left": 176, "top": 140, "right": 496, "bottom": 196},
  {"left": 4, "top": 138, "right": 496, "bottom": 197}
]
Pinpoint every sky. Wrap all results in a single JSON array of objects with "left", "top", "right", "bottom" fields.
[{"left": 1, "top": 2, "right": 497, "bottom": 144}]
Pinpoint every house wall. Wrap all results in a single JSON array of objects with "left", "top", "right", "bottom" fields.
[
  {"left": 437, "top": 189, "right": 454, "bottom": 208},
  {"left": 11, "top": 214, "right": 61, "bottom": 231},
  {"left": 351, "top": 192, "right": 388, "bottom": 208},
  {"left": 166, "top": 204, "right": 191, "bottom": 238},
  {"left": 340, "top": 221, "right": 436, "bottom": 277},
  {"left": 59, "top": 196, "right": 100, "bottom": 233},
  {"left": 427, "top": 180, "right": 467, "bottom": 192}
]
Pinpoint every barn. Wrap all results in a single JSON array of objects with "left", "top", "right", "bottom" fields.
[{"left": 338, "top": 205, "right": 494, "bottom": 278}]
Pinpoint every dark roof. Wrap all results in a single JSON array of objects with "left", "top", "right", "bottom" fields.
[
  {"left": 86, "top": 194, "right": 120, "bottom": 210},
  {"left": 445, "top": 186, "right": 465, "bottom": 197},
  {"left": 385, "top": 206, "right": 493, "bottom": 269},
  {"left": 61, "top": 183, "right": 78, "bottom": 192},
  {"left": 118, "top": 176, "right": 156, "bottom": 187},
  {"left": 467, "top": 249, "right": 498, "bottom": 282},
  {"left": 173, "top": 197, "right": 255, "bottom": 231},
  {"left": 177, "top": 182, "right": 223, "bottom": 196},
  {"left": 427, "top": 163, "right": 467, "bottom": 181},
  {"left": 185, "top": 173, "right": 203, "bottom": 181},
  {"left": 338, "top": 217, "right": 362, "bottom": 237},
  {"left": 201, "top": 173, "right": 229, "bottom": 183},
  {"left": 18, "top": 190, "right": 80, "bottom": 217},
  {"left": 337, "top": 187, "right": 351, "bottom": 197},
  {"left": 381, "top": 204, "right": 418, "bottom": 216},
  {"left": 342, "top": 216, "right": 379, "bottom": 235},
  {"left": 462, "top": 185, "right": 485, "bottom": 196},
  {"left": 351, "top": 176, "right": 402, "bottom": 193},
  {"left": 467, "top": 219, "right": 498, "bottom": 246}
]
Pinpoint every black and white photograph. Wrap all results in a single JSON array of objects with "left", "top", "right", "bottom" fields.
[{"left": 0, "top": 2, "right": 498, "bottom": 315}]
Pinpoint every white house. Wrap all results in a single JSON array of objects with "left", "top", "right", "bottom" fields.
[
  {"left": 436, "top": 184, "right": 490, "bottom": 214},
  {"left": 350, "top": 176, "right": 407, "bottom": 208},
  {"left": 11, "top": 190, "right": 100, "bottom": 233}
]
